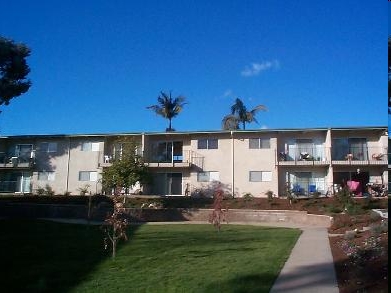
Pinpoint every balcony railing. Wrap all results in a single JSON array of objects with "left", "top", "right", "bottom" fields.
[
  {"left": 277, "top": 147, "right": 329, "bottom": 166},
  {"left": 276, "top": 146, "right": 387, "bottom": 166},
  {"left": 0, "top": 152, "right": 35, "bottom": 169},
  {"left": 331, "top": 146, "right": 387, "bottom": 165},
  {"left": 98, "top": 150, "right": 204, "bottom": 169}
]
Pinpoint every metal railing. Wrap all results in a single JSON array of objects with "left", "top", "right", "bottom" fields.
[
  {"left": 0, "top": 152, "right": 35, "bottom": 168},
  {"left": 277, "top": 146, "right": 387, "bottom": 165},
  {"left": 99, "top": 150, "right": 204, "bottom": 169}
]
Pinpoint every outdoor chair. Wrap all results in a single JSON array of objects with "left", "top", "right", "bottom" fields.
[{"left": 308, "top": 184, "right": 317, "bottom": 194}]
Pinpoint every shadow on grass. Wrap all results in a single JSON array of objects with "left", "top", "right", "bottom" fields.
[
  {"left": 204, "top": 273, "right": 277, "bottom": 293},
  {"left": 0, "top": 219, "right": 141, "bottom": 293}
]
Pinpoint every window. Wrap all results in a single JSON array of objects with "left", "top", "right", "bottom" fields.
[
  {"left": 249, "top": 138, "right": 270, "bottom": 149},
  {"left": 249, "top": 171, "right": 272, "bottom": 182},
  {"left": 38, "top": 171, "right": 55, "bottom": 181},
  {"left": 197, "top": 171, "right": 220, "bottom": 182},
  {"left": 197, "top": 138, "right": 218, "bottom": 149},
  {"left": 40, "top": 142, "right": 57, "bottom": 153},
  {"left": 81, "top": 142, "right": 100, "bottom": 151},
  {"left": 79, "top": 171, "right": 98, "bottom": 181},
  {"left": 332, "top": 138, "right": 368, "bottom": 160}
]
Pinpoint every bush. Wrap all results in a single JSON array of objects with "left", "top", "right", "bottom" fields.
[
  {"left": 265, "top": 190, "right": 274, "bottom": 202},
  {"left": 326, "top": 204, "right": 343, "bottom": 214},
  {"left": 35, "top": 185, "right": 55, "bottom": 196},
  {"left": 242, "top": 192, "right": 254, "bottom": 201},
  {"left": 336, "top": 186, "right": 353, "bottom": 205},
  {"left": 77, "top": 184, "right": 90, "bottom": 196},
  {"left": 345, "top": 202, "right": 365, "bottom": 215}
]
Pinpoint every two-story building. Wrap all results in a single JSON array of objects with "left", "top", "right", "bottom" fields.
[{"left": 0, "top": 126, "right": 387, "bottom": 197}]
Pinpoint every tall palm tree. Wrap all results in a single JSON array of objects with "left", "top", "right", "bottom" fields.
[
  {"left": 147, "top": 91, "right": 187, "bottom": 131},
  {"left": 222, "top": 98, "right": 267, "bottom": 130}
]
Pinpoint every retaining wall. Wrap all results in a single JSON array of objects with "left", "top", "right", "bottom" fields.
[{"left": 0, "top": 203, "right": 333, "bottom": 227}]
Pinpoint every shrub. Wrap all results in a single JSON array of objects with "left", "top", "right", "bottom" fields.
[
  {"left": 35, "top": 184, "right": 55, "bottom": 196},
  {"left": 242, "top": 192, "right": 253, "bottom": 201},
  {"left": 326, "top": 204, "right": 343, "bottom": 214},
  {"left": 35, "top": 186, "right": 45, "bottom": 196},
  {"left": 345, "top": 202, "right": 365, "bottom": 215},
  {"left": 265, "top": 190, "right": 274, "bottom": 202},
  {"left": 77, "top": 184, "right": 90, "bottom": 196},
  {"left": 336, "top": 186, "right": 353, "bottom": 205}
]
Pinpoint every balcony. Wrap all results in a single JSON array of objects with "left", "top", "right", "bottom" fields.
[
  {"left": 331, "top": 147, "right": 388, "bottom": 166},
  {"left": 276, "top": 148, "right": 329, "bottom": 166},
  {"left": 0, "top": 153, "right": 35, "bottom": 169},
  {"left": 98, "top": 150, "right": 204, "bottom": 169}
]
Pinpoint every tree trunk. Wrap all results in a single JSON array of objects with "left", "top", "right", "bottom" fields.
[{"left": 112, "top": 238, "right": 116, "bottom": 258}]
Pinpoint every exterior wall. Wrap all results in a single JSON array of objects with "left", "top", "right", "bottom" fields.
[
  {"left": 0, "top": 127, "right": 387, "bottom": 197},
  {"left": 33, "top": 137, "right": 71, "bottom": 195},
  {"left": 232, "top": 133, "right": 277, "bottom": 197}
]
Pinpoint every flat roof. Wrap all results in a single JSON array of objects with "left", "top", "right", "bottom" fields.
[{"left": 0, "top": 126, "right": 387, "bottom": 139}]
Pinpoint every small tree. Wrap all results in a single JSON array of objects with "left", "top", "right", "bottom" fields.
[
  {"left": 101, "top": 138, "right": 150, "bottom": 196},
  {"left": 102, "top": 196, "right": 128, "bottom": 258},
  {"left": 209, "top": 189, "right": 228, "bottom": 232},
  {"left": 100, "top": 138, "right": 150, "bottom": 258}
]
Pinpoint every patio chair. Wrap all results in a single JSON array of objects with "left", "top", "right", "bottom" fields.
[
  {"left": 308, "top": 184, "right": 317, "bottom": 193},
  {"left": 292, "top": 184, "right": 303, "bottom": 196}
]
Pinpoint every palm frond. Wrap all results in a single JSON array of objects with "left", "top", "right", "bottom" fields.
[
  {"left": 222, "top": 114, "right": 239, "bottom": 130},
  {"left": 251, "top": 104, "right": 267, "bottom": 113}
]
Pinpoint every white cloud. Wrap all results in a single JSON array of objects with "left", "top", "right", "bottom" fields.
[
  {"left": 241, "top": 60, "right": 280, "bottom": 77},
  {"left": 260, "top": 125, "right": 268, "bottom": 129},
  {"left": 223, "top": 89, "right": 233, "bottom": 97}
]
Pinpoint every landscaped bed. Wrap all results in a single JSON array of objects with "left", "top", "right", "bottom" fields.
[{"left": 0, "top": 220, "right": 300, "bottom": 293}]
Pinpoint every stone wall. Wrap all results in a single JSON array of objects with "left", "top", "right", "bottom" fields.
[{"left": 0, "top": 203, "right": 332, "bottom": 227}]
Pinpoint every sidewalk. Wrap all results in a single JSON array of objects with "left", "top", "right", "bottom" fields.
[{"left": 270, "top": 226, "right": 339, "bottom": 293}]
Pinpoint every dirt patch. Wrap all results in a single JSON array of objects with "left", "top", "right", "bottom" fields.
[{"left": 329, "top": 230, "right": 388, "bottom": 293}]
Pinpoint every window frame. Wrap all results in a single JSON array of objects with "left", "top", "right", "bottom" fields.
[
  {"left": 249, "top": 171, "right": 272, "bottom": 182},
  {"left": 197, "top": 138, "right": 218, "bottom": 150},
  {"left": 38, "top": 171, "right": 55, "bottom": 181},
  {"left": 197, "top": 171, "right": 220, "bottom": 182},
  {"left": 40, "top": 142, "right": 58, "bottom": 153},
  {"left": 249, "top": 138, "right": 270, "bottom": 149},
  {"left": 81, "top": 142, "right": 100, "bottom": 152},
  {"left": 78, "top": 171, "right": 98, "bottom": 182}
]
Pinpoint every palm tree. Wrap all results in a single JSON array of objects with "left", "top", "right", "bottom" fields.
[
  {"left": 147, "top": 91, "right": 187, "bottom": 131},
  {"left": 222, "top": 98, "right": 267, "bottom": 130}
]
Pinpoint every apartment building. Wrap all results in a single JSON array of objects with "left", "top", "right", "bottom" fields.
[{"left": 0, "top": 126, "right": 387, "bottom": 197}]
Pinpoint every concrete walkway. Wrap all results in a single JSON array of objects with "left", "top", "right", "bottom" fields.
[
  {"left": 270, "top": 226, "right": 339, "bottom": 293},
  {"left": 40, "top": 218, "right": 339, "bottom": 293}
]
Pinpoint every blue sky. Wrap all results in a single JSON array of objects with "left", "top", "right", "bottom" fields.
[{"left": 0, "top": 0, "right": 387, "bottom": 135}]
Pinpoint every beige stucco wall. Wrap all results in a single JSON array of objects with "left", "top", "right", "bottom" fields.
[{"left": 0, "top": 127, "right": 387, "bottom": 197}]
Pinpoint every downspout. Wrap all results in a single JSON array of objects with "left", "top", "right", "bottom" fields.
[
  {"left": 231, "top": 131, "right": 235, "bottom": 197},
  {"left": 66, "top": 137, "right": 71, "bottom": 194}
]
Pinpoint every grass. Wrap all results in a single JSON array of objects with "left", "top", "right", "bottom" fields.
[{"left": 0, "top": 220, "right": 301, "bottom": 293}]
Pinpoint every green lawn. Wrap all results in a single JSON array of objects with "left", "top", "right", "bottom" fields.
[{"left": 0, "top": 220, "right": 301, "bottom": 293}]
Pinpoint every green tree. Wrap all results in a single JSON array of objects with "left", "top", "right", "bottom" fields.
[
  {"left": 101, "top": 138, "right": 150, "bottom": 258},
  {"left": 147, "top": 91, "right": 187, "bottom": 131},
  {"left": 222, "top": 98, "right": 267, "bottom": 130},
  {"left": 0, "top": 37, "right": 31, "bottom": 112},
  {"left": 101, "top": 138, "right": 150, "bottom": 195}
]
